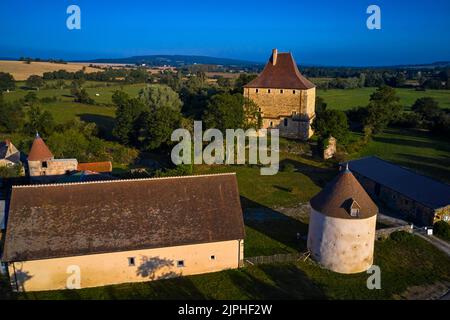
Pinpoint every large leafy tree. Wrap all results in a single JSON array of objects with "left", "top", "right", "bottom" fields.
[
  {"left": 312, "top": 109, "right": 349, "bottom": 143},
  {"left": 0, "top": 97, "right": 24, "bottom": 132},
  {"left": 364, "top": 86, "right": 402, "bottom": 133},
  {"left": 136, "top": 85, "right": 182, "bottom": 150},
  {"left": 26, "top": 75, "right": 44, "bottom": 90},
  {"left": 113, "top": 85, "right": 183, "bottom": 151},
  {"left": 243, "top": 98, "right": 262, "bottom": 129},
  {"left": 112, "top": 91, "right": 146, "bottom": 145},
  {"left": 23, "top": 105, "right": 55, "bottom": 137},
  {"left": 203, "top": 93, "right": 245, "bottom": 131},
  {"left": 411, "top": 97, "right": 441, "bottom": 122},
  {"left": 0, "top": 72, "right": 15, "bottom": 92}
]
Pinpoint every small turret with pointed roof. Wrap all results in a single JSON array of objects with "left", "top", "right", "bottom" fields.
[{"left": 28, "top": 132, "right": 54, "bottom": 162}]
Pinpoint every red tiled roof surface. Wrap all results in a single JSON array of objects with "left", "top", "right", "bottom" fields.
[
  {"left": 2, "top": 173, "right": 245, "bottom": 262},
  {"left": 77, "top": 161, "right": 112, "bottom": 173},
  {"left": 310, "top": 168, "right": 378, "bottom": 219},
  {"left": 27, "top": 134, "right": 53, "bottom": 161},
  {"left": 244, "top": 50, "right": 315, "bottom": 90}
]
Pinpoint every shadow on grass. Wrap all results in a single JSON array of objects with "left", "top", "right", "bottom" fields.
[
  {"left": 79, "top": 113, "right": 115, "bottom": 140},
  {"left": 227, "top": 264, "right": 326, "bottom": 299},
  {"left": 242, "top": 197, "right": 309, "bottom": 255},
  {"left": 279, "top": 158, "right": 335, "bottom": 189}
]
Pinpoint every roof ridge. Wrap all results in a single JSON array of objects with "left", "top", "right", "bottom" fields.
[
  {"left": 349, "top": 156, "right": 450, "bottom": 187},
  {"left": 12, "top": 172, "right": 237, "bottom": 189}
]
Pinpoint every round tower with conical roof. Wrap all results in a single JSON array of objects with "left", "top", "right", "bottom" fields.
[
  {"left": 27, "top": 133, "right": 77, "bottom": 181},
  {"left": 307, "top": 164, "right": 378, "bottom": 274}
]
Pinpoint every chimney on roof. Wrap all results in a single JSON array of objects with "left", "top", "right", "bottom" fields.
[{"left": 272, "top": 48, "right": 278, "bottom": 65}]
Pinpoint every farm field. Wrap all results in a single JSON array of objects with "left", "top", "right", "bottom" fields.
[
  {"left": 0, "top": 60, "right": 102, "bottom": 81},
  {"left": 9, "top": 234, "right": 450, "bottom": 300},
  {"left": 2, "top": 81, "right": 147, "bottom": 105},
  {"left": 318, "top": 87, "right": 450, "bottom": 110}
]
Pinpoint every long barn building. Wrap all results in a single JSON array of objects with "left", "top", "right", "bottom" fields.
[{"left": 1, "top": 173, "right": 245, "bottom": 292}]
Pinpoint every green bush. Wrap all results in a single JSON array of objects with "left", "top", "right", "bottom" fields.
[
  {"left": 433, "top": 221, "right": 450, "bottom": 242},
  {"left": 282, "top": 163, "right": 296, "bottom": 173},
  {"left": 390, "top": 230, "right": 414, "bottom": 242}
]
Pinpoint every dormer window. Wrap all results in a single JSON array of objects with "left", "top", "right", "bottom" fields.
[
  {"left": 350, "top": 208, "right": 360, "bottom": 217},
  {"left": 347, "top": 199, "right": 361, "bottom": 217}
]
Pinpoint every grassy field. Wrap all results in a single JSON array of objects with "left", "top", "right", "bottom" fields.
[
  {"left": 350, "top": 128, "right": 450, "bottom": 183},
  {"left": 318, "top": 87, "right": 450, "bottom": 110},
  {"left": 3, "top": 82, "right": 147, "bottom": 105},
  {"left": 0, "top": 60, "right": 102, "bottom": 81},
  {"left": 2, "top": 82, "right": 147, "bottom": 139},
  {"left": 8, "top": 234, "right": 449, "bottom": 300}
]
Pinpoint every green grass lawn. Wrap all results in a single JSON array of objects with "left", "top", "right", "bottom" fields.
[
  {"left": 318, "top": 87, "right": 450, "bottom": 110},
  {"left": 11, "top": 234, "right": 450, "bottom": 300},
  {"left": 3, "top": 82, "right": 147, "bottom": 105},
  {"left": 349, "top": 128, "right": 450, "bottom": 183}
]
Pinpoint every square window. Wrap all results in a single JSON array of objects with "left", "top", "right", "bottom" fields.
[
  {"left": 177, "top": 260, "right": 185, "bottom": 267},
  {"left": 42, "top": 161, "right": 48, "bottom": 168},
  {"left": 128, "top": 257, "right": 135, "bottom": 266},
  {"left": 210, "top": 255, "right": 216, "bottom": 260}
]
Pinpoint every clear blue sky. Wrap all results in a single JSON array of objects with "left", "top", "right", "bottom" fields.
[{"left": 0, "top": 0, "right": 449, "bottom": 66}]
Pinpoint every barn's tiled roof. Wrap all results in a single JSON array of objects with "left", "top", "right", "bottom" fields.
[
  {"left": 347, "top": 156, "right": 450, "bottom": 209},
  {"left": 2, "top": 173, "right": 245, "bottom": 262},
  {"left": 27, "top": 133, "right": 53, "bottom": 161},
  {"left": 244, "top": 50, "right": 315, "bottom": 90},
  {"left": 310, "top": 166, "right": 378, "bottom": 219},
  {"left": 77, "top": 161, "right": 112, "bottom": 173}
]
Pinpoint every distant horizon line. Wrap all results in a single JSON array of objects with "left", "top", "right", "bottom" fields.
[{"left": 0, "top": 54, "right": 449, "bottom": 69}]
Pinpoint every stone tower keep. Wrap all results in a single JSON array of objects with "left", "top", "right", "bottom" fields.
[{"left": 243, "top": 49, "right": 316, "bottom": 140}]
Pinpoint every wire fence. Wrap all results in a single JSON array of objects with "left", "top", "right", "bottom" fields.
[{"left": 244, "top": 252, "right": 310, "bottom": 266}]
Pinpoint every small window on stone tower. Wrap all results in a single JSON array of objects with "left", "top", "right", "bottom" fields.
[
  {"left": 128, "top": 257, "right": 135, "bottom": 266},
  {"left": 349, "top": 199, "right": 361, "bottom": 217},
  {"left": 284, "top": 118, "right": 288, "bottom": 126},
  {"left": 270, "top": 121, "right": 273, "bottom": 127},
  {"left": 256, "top": 89, "right": 259, "bottom": 93},
  {"left": 268, "top": 89, "right": 271, "bottom": 93},
  {"left": 293, "top": 90, "right": 296, "bottom": 94},
  {"left": 280, "top": 89, "right": 283, "bottom": 94},
  {"left": 350, "top": 208, "right": 360, "bottom": 217}
]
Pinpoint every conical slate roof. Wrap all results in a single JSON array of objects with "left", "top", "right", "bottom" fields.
[
  {"left": 244, "top": 50, "right": 315, "bottom": 90},
  {"left": 310, "top": 166, "right": 378, "bottom": 219},
  {"left": 28, "top": 133, "right": 54, "bottom": 161}
]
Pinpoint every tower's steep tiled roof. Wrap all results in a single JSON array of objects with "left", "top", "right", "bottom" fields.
[
  {"left": 310, "top": 167, "right": 378, "bottom": 219},
  {"left": 244, "top": 50, "right": 315, "bottom": 90},
  {"left": 2, "top": 173, "right": 245, "bottom": 262},
  {"left": 27, "top": 134, "right": 53, "bottom": 161}
]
